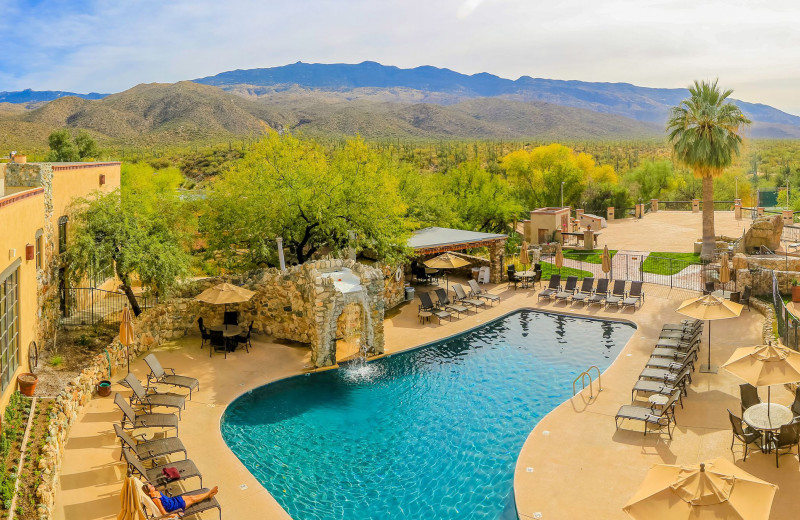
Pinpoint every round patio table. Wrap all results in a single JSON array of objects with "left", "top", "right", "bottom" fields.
[
  {"left": 711, "top": 290, "right": 734, "bottom": 300},
  {"left": 517, "top": 270, "right": 537, "bottom": 288},
  {"left": 743, "top": 403, "right": 793, "bottom": 453},
  {"left": 207, "top": 325, "right": 242, "bottom": 337}
]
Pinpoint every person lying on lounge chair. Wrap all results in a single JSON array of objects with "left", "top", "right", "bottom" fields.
[{"left": 144, "top": 483, "right": 218, "bottom": 514}]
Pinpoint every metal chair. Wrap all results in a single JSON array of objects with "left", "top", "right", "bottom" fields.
[
  {"left": 197, "top": 317, "right": 211, "bottom": 349},
  {"left": 727, "top": 409, "right": 762, "bottom": 461},
  {"left": 771, "top": 422, "right": 800, "bottom": 468}
]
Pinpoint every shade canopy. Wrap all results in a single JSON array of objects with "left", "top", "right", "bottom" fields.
[
  {"left": 424, "top": 252, "right": 470, "bottom": 269},
  {"left": 601, "top": 245, "right": 612, "bottom": 274},
  {"left": 719, "top": 253, "right": 731, "bottom": 285},
  {"left": 195, "top": 283, "right": 255, "bottom": 305},
  {"left": 554, "top": 243, "right": 564, "bottom": 269},
  {"left": 676, "top": 295, "right": 743, "bottom": 321},
  {"left": 119, "top": 305, "right": 134, "bottom": 347},
  {"left": 623, "top": 458, "right": 777, "bottom": 520},
  {"left": 519, "top": 241, "right": 530, "bottom": 267},
  {"left": 722, "top": 343, "right": 800, "bottom": 387}
]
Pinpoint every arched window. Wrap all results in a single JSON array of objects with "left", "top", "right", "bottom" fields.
[{"left": 58, "top": 216, "right": 69, "bottom": 254}]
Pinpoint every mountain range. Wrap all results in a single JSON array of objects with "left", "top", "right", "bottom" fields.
[{"left": 1, "top": 61, "right": 798, "bottom": 150}]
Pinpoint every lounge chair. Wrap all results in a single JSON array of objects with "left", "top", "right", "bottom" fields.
[
  {"left": 570, "top": 278, "right": 595, "bottom": 304},
  {"left": 639, "top": 355, "right": 695, "bottom": 382},
  {"left": 453, "top": 284, "right": 485, "bottom": 311},
  {"left": 662, "top": 319, "right": 702, "bottom": 333},
  {"left": 554, "top": 276, "right": 578, "bottom": 302},
  {"left": 740, "top": 383, "right": 761, "bottom": 412},
  {"left": 144, "top": 354, "right": 200, "bottom": 400},
  {"left": 727, "top": 410, "right": 762, "bottom": 462},
  {"left": 468, "top": 279, "right": 500, "bottom": 305},
  {"left": 587, "top": 278, "right": 609, "bottom": 306},
  {"left": 419, "top": 291, "right": 451, "bottom": 324},
  {"left": 631, "top": 366, "right": 692, "bottom": 402},
  {"left": 659, "top": 327, "right": 701, "bottom": 343},
  {"left": 129, "top": 475, "right": 221, "bottom": 520},
  {"left": 615, "top": 389, "right": 681, "bottom": 438},
  {"left": 235, "top": 321, "right": 253, "bottom": 352},
  {"left": 645, "top": 344, "right": 698, "bottom": 369},
  {"left": 122, "top": 447, "right": 202, "bottom": 490},
  {"left": 770, "top": 422, "right": 800, "bottom": 467},
  {"left": 604, "top": 280, "right": 627, "bottom": 307},
  {"left": 197, "top": 317, "right": 211, "bottom": 349},
  {"left": 114, "top": 423, "right": 187, "bottom": 463},
  {"left": 124, "top": 373, "right": 186, "bottom": 419},
  {"left": 621, "top": 281, "right": 644, "bottom": 310},
  {"left": 115, "top": 393, "right": 179, "bottom": 436},
  {"left": 434, "top": 288, "right": 467, "bottom": 318},
  {"left": 537, "top": 275, "right": 561, "bottom": 301}
]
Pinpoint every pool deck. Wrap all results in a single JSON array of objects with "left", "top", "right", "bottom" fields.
[{"left": 54, "top": 280, "right": 786, "bottom": 520}]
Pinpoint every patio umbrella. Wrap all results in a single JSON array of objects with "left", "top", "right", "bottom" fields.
[
  {"left": 718, "top": 253, "right": 731, "bottom": 291},
  {"left": 119, "top": 305, "right": 134, "bottom": 375},
  {"left": 623, "top": 458, "right": 777, "bottom": 520},
  {"left": 519, "top": 241, "right": 530, "bottom": 270},
  {"left": 554, "top": 243, "right": 564, "bottom": 274},
  {"left": 601, "top": 245, "right": 612, "bottom": 278},
  {"left": 195, "top": 283, "right": 256, "bottom": 329},
  {"left": 424, "top": 252, "right": 470, "bottom": 292},
  {"left": 676, "top": 295, "right": 743, "bottom": 374},
  {"left": 117, "top": 475, "right": 147, "bottom": 520},
  {"left": 722, "top": 342, "right": 800, "bottom": 415}
]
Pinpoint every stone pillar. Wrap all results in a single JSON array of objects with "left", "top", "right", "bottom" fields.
[
  {"left": 734, "top": 199, "right": 742, "bottom": 220},
  {"left": 783, "top": 210, "right": 794, "bottom": 227},
  {"left": 692, "top": 199, "right": 700, "bottom": 213},
  {"left": 607, "top": 206, "right": 615, "bottom": 221},
  {"left": 488, "top": 239, "right": 505, "bottom": 284},
  {"left": 576, "top": 208, "right": 585, "bottom": 220},
  {"left": 583, "top": 230, "right": 595, "bottom": 250},
  {"left": 651, "top": 199, "right": 658, "bottom": 212},
  {"left": 757, "top": 207, "right": 765, "bottom": 216}
]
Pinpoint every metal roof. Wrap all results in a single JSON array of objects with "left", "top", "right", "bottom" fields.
[{"left": 408, "top": 227, "right": 507, "bottom": 251}]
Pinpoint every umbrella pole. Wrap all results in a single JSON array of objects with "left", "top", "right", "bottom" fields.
[{"left": 700, "top": 320, "right": 718, "bottom": 374}]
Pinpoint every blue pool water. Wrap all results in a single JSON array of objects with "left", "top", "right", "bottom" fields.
[{"left": 221, "top": 310, "right": 635, "bottom": 520}]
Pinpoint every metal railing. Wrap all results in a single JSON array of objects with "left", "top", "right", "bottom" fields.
[
  {"left": 61, "top": 287, "right": 158, "bottom": 327},
  {"left": 660, "top": 201, "right": 693, "bottom": 211},
  {"left": 772, "top": 272, "right": 800, "bottom": 351},
  {"left": 782, "top": 225, "right": 800, "bottom": 245},
  {"left": 572, "top": 365, "right": 602, "bottom": 397}
]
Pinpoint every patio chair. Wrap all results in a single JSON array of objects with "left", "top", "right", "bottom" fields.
[
  {"left": 770, "top": 422, "right": 800, "bottom": 467},
  {"left": 554, "top": 276, "right": 578, "bottom": 302},
  {"left": 453, "top": 284, "right": 485, "bottom": 311},
  {"left": 114, "top": 423, "right": 187, "bottom": 463},
  {"left": 586, "top": 278, "right": 609, "bottom": 306},
  {"left": 615, "top": 389, "right": 681, "bottom": 438},
  {"left": 703, "top": 280, "right": 715, "bottom": 295},
  {"left": 792, "top": 387, "right": 800, "bottom": 418},
  {"left": 235, "top": 321, "right": 253, "bottom": 353},
  {"left": 419, "top": 291, "right": 451, "bottom": 324},
  {"left": 507, "top": 265, "right": 521, "bottom": 290},
  {"left": 435, "top": 288, "right": 467, "bottom": 318},
  {"left": 197, "top": 317, "right": 211, "bottom": 349},
  {"left": 727, "top": 409, "right": 762, "bottom": 462},
  {"left": 209, "top": 330, "right": 228, "bottom": 359},
  {"left": 223, "top": 310, "right": 239, "bottom": 327},
  {"left": 740, "top": 383, "right": 761, "bottom": 413},
  {"left": 537, "top": 275, "right": 561, "bottom": 301},
  {"left": 144, "top": 354, "right": 200, "bottom": 400},
  {"left": 604, "top": 280, "right": 627, "bottom": 307},
  {"left": 115, "top": 393, "right": 178, "bottom": 436},
  {"left": 122, "top": 446, "right": 202, "bottom": 491},
  {"left": 124, "top": 373, "right": 186, "bottom": 418},
  {"left": 631, "top": 366, "right": 691, "bottom": 403},
  {"left": 468, "top": 279, "right": 500, "bottom": 305},
  {"left": 741, "top": 286, "right": 751, "bottom": 311},
  {"left": 570, "top": 278, "right": 595, "bottom": 305},
  {"left": 621, "top": 281, "right": 644, "bottom": 310}
]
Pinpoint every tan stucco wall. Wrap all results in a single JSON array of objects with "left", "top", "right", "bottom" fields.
[
  {"left": 0, "top": 189, "right": 46, "bottom": 412},
  {"left": 51, "top": 163, "right": 120, "bottom": 235}
]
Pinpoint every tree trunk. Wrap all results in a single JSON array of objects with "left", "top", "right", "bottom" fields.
[
  {"left": 701, "top": 174, "right": 716, "bottom": 261},
  {"left": 118, "top": 273, "right": 142, "bottom": 316}
]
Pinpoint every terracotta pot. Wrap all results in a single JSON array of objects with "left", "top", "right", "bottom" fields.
[
  {"left": 792, "top": 286, "right": 800, "bottom": 303},
  {"left": 17, "top": 373, "right": 38, "bottom": 396},
  {"left": 97, "top": 380, "right": 112, "bottom": 397}
]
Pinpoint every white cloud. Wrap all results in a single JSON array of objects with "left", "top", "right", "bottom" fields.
[{"left": 1, "top": 0, "right": 799, "bottom": 114}]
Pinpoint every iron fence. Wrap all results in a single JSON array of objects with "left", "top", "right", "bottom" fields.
[
  {"left": 61, "top": 287, "right": 158, "bottom": 327},
  {"left": 772, "top": 272, "right": 800, "bottom": 351},
  {"left": 660, "top": 201, "right": 692, "bottom": 211}
]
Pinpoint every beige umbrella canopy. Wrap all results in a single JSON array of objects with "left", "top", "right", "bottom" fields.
[
  {"left": 119, "top": 305, "right": 135, "bottom": 374},
  {"left": 601, "top": 245, "right": 612, "bottom": 278},
  {"left": 195, "top": 283, "right": 256, "bottom": 305},
  {"left": 719, "top": 253, "right": 731, "bottom": 288},
  {"left": 722, "top": 342, "right": 800, "bottom": 412},
  {"left": 623, "top": 458, "right": 777, "bottom": 520},
  {"left": 424, "top": 252, "right": 470, "bottom": 291},
  {"left": 519, "top": 241, "right": 530, "bottom": 268},
  {"left": 677, "top": 294, "right": 743, "bottom": 373},
  {"left": 554, "top": 243, "right": 564, "bottom": 271}
]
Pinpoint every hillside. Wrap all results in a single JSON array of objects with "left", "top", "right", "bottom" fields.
[{"left": 195, "top": 61, "right": 800, "bottom": 137}]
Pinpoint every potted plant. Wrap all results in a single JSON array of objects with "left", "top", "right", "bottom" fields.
[
  {"left": 96, "top": 380, "right": 112, "bottom": 397},
  {"left": 792, "top": 279, "right": 800, "bottom": 303},
  {"left": 17, "top": 373, "right": 38, "bottom": 396}
]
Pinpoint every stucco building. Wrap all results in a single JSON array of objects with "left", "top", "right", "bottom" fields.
[{"left": 0, "top": 159, "right": 120, "bottom": 411}]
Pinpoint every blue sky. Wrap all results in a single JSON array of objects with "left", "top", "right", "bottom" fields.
[{"left": 1, "top": 0, "right": 799, "bottom": 115}]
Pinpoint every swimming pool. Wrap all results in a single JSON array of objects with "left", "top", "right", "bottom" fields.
[{"left": 221, "top": 310, "right": 635, "bottom": 520}]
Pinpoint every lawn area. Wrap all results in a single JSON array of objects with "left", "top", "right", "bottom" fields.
[
  {"left": 642, "top": 252, "right": 701, "bottom": 275},
  {"left": 562, "top": 249, "right": 617, "bottom": 264},
  {"left": 540, "top": 262, "right": 594, "bottom": 280}
]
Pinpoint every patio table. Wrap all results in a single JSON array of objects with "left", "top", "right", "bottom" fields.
[
  {"left": 207, "top": 325, "right": 242, "bottom": 337},
  {"left": 517, "top": 270, "right": 537, "bottom": 289},
  {"left": 711, "top": 290, "right": 734, "bottom": 300},
  {"left": 743, "top": 403, "right": 794, "bottom": 452}
]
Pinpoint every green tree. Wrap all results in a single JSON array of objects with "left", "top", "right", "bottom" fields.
[
  {"left": 47, "top": 129, "right": 98, "bottom": 162},
  {"left": 666, "top": 80, "right": 750, "bottom": 260},
  {"left": 442, "top": 160, "right": 522, "bottom": 233}
]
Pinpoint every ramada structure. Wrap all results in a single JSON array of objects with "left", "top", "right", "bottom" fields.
[
  {"left": 0, "top": 159, "right": 120, "bottom": 412},
  {"left": 408, "top": 226, "right": 507, "bottom": 283}
]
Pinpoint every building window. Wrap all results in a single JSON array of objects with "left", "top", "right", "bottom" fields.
[
  {"left": 0, "top": 267, "right": 19, "bottom": 390},
  {"left": 35, "top": 229, "right": 43, "bottom": 270},
  {"left": 58, "top": 216, "right": 68, "bottom": 254}
]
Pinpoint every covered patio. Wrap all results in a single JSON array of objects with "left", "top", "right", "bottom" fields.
[{"left": 408, "top": 227, "right": 507, "bottom": 284}]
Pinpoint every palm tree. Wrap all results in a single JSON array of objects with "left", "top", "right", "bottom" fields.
[{"left": 667, "top": 79, "right": 750, "bottom": 260}]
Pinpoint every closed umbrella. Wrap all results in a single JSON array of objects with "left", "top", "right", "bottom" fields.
[
  {"left": 722, "top": 342, "right": 800, "bottom": 415},
  {"left": 119, "top": 305, "right": 134, "bottom": 375},
  {"left": 117, "top": 475, "right": 147, "bottom": 520},
  {"left": 623, "top": 458, "right": 777, "bottom": 520},
  {"left": 601, "top": 245, "right": 612, "bottom": 278},
  {"left": 554, "top": 243, "right": 564, "bottom": 274},
  {"left": 424, "top": 252, "right": 470, "bottom": 292},
  {"left": 519, "top": 241, "right": 530, "bottom": 270},
  {"left": 676, "top": 295, "right": 743, "bottom": 373},
  {"left": 195, "top": 282, "right": 255, "bottom": 329},
  {"left": 719, "top": 253, "right": 730, "bottom": 291}
]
